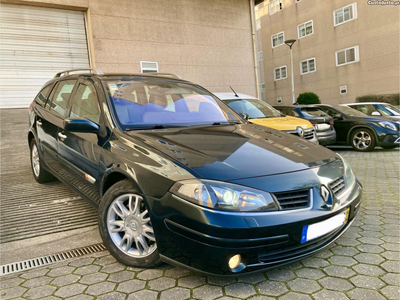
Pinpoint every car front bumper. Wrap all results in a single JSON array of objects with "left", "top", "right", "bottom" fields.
[{"left": 146, "top": 179, "right": 363, "bottom": 275}]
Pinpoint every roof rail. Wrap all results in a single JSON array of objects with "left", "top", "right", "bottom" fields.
[
  {"left": 148, "top": 72, "right": 182, "bottom": 79},
  {"left": 54, "top": 68, "right": 104, "bottom": 78}
]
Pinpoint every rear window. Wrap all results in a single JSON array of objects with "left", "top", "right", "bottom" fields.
[{"left": 300, "top": 107, "right": 330, "bottom": 118}]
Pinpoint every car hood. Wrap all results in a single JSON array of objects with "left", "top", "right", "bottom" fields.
[
  {"left": 251, "top": 116, "right": 313, "bottom": 131},
  {"left": 126, "top": 124, "right": 340, "bottom": 181}
]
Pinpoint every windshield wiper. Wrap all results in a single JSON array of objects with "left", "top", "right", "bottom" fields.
[{"left": 212, "top": 121, "right": 241, "bottom": 125}]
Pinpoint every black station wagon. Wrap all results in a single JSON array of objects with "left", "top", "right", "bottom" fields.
[{"left": 28, "top": 69, "right": 362, "bottom": 275}]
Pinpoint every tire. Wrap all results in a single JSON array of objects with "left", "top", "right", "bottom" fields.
[
  {"left": 30, "top": 138, "right": 56, "bottom": 183},
  {"left": 350, "top": 128, "right": 376, "bottom": 152},
  {"left": 98, "top": 179, "right": 161, "bottom": 268},
  {"left": 381, "top": 145, "right": 397, "bottom": 149}
]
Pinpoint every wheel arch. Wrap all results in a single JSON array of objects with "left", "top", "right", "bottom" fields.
[
  {"left": 28, "top": 130, "right": 36, "bottom": 147},
  {"left": 346, "top": 125, "right": 378, "bottom": 144},
  {"left": 101, "top": 170, "right": 141, "bottom": 198}
]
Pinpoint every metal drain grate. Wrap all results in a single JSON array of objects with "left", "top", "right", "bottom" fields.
[{"left": 0, "top": 243, "right": 106, "bottom": 276}]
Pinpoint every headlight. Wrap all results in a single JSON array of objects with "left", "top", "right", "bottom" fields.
[
  {"left": 170, "top": 179, "right": 279, "bottom": 212},
  {"left": 339, "top": 156, "right": 356, "bottom": 189},
  {"left": 378, "top": 121, "right": 397, "bottom": 131}
]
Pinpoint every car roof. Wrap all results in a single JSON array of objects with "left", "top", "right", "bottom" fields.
[
  {"left": 213, "top": 92, "right": 259, "bottom": 101},
  {"left": 342, "top": 102, "right": 391, "bottom": 106}
]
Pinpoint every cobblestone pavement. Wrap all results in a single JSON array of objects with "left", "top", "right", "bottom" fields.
[{"left": 1, "top": 148, "right": 399, "bottom": 300}]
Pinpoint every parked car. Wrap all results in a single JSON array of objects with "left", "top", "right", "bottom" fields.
[
  {"left": 274, "top": 105, "right": 336, "bottom": 146},
  {"left": 29, "top": 69, "right": 362, "bottom": 275},
  {"left": 214, "top": 93, "right": 318, "bottom": 144},
  {"left": 342, "top": 102, "right": 400, "bottom": 120},
  {"left": 312, "top": 104, "right": 400, "bottom": 151}
]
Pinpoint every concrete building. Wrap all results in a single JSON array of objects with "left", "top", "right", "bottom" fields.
[
  {"left": 255, "top": 0, "right": 399, "bottom": 105},
  {"left": 0, "top": 0, "right": 258, "bottom": 108}
]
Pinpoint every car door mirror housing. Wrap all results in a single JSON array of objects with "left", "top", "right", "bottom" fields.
[
  {"left": 239, "top": 112, "right": 249, "bottom": 120},
  {"left": 371, "top": 111, "right": 381, "bottom": 116},
  {"left": 64, "top": 118, "right": 100, "bottom": 133}
]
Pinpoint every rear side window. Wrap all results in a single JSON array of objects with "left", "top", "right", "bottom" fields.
[
  {"left": 70, "top": 84, "right": 100, "bottom": 124},
  {"left": 48, "top": 80, "right": 77, "bottom": 117},
  {"left": 34, "top": 84, "right": 53, "bottom": 107}
]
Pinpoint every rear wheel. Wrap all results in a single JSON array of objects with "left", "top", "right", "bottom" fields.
[
  {"left": 350, "top": 128, "right": 376, "bottom": 152},
  {"left": 30, "top": 138, "right": 55, "bottom": 183},
  {"left": 98, "top": 179, "right": 160, "bottom": 267}
]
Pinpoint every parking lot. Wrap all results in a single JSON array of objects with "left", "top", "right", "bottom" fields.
[{"left": 0, "top": 108, "right": 399, "bottom": 300}]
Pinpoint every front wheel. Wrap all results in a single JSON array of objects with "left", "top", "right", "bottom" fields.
[
  {"left": 30, "top": 138, "right": 55, "bottom": 183},
  {"left": 350, "top": 128, "right": 376, "bottom": 152},
  {"left": 98, "top": 179, "right": 160, "bottom": 268}
]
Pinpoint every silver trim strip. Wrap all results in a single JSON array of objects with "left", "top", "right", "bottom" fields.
[{"left": 54, "top": 68, "right": 104, "bottom": 78}]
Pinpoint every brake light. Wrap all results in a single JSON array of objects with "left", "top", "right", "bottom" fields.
[
  {"left": 329, "top": 121, "right": 334, "bottom": 125},
  {"left": 311, "top": 122, "right": 316, "bottom": 126}
]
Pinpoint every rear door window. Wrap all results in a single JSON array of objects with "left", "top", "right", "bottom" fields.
[{"left": 48, "top": 80, "right": 77, "bottom": 117}]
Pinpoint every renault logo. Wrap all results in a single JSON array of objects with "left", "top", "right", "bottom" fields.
[
  {"left": 296, "top": 126, "right": 304, "bottom": 137},
  {"left": 320, "top": 185, "right": 330, "bottom": 203}
]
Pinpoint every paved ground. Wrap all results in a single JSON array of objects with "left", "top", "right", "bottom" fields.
[{"left": 0, "top": 109, "right": 399, "bottom": 300}]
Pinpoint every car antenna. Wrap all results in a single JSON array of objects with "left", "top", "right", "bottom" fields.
[{"left": 230, "top": 86, "right": 239, "bottom": 97}]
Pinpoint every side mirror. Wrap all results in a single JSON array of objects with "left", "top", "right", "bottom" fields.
[
  {"left": 64, "top": 118, "right": 100, "bottom": 134},
  {"left": 239, "top": 112, "right": 249, "bottom": 120},
  {"left": 371, "top": 111, "right": 381, "bottom": 116},
  {"left": 333, "top": 113, "right": 343, "bottom": 120}
]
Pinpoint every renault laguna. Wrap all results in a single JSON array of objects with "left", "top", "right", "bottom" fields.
[{"left": 28, "top": 69, "right": 362, "bottom": 275}]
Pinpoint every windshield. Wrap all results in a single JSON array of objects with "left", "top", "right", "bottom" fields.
[
  {"left": 335, "top": 105, "right": 368, "bottom": 117},
  {"left": 377, "top": 104, "right": 400, "bottom": 116},
  {"left": 104, "top": 78, "right": 243, "bottom": 130},
  {"left": 223, "top": 99, "right": 282, "bottom": 118},
  {"left": 300, "top": 107, "right": 330, "bottom": 118}
]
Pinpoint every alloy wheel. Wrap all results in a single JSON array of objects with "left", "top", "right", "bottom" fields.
[
  {"left": 107, "top": 193, "right": 156, "bottom": 258},
  {"left": 31, "top": 144, "right": 40, "bottom": 177},
  {"left": 352, "top": 131, "right": 371, "bottom": 150}
]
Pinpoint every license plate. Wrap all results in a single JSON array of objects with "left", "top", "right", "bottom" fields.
[
  {"left": 315, "top": 123, "right": 330, "bottom": 131},
  {"left": 301, "top": 208, "right": 349, "bottom": 243}
]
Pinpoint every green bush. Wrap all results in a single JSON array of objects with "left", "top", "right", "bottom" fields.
[
  {"left": 296, "top": 92, "right": 321, "bottom": 105},
  {"left": 356, "top": 93, "right": 399, "bottom": 106}
]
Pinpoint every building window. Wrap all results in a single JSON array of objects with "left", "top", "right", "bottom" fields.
[
  {"left": 269, "top": 0, "right": 282, "bottom": 15},
  {"left": 334, "top": 3, "right": 357, "bottom": 26},
  {"left": 340, "top": 85, "right": 347, "bottom": 94},
  {"left": 300, "top": 58, "right": 316, "bottom": 74},
  {"left": 140, "top": 61, "right": 158, "bottom": 73},
  {"left": 258, "top": 51, "right": 264, "bottom": 61},
  {"left": 298, "top": 20, "right": 313, "bottom": 39},
  {"left": 260, "top": 83, "right": 266, "bottom": 92},
  {"left": 277, "top": 96, "right": 282, "bottom": 104},
  {"left": 335, "top": 45, "right": 359, "bottom": 66},
  {"left": 274, "top": 66, "right": 287, "bottom": 81},
  {"left": 271, "top": 31, "right": 284, "bottom": 48}
]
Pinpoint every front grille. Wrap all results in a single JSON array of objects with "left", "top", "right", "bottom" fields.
[
  {"left": 303, "top": 128, "right": 315, "bottom": 140},
  {"left": 273, "top": 189, "right": 310, "bottom": 210},
  {"left": 329, "top": 176, "right": 345, "bottom": 196}
]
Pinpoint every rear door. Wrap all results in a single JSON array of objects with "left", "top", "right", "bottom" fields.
[
  {"left": 37, "top": 79, "right": 77, "bottom": 172},
  {"left": 57, "top": 79, "right": 104, "bottom": 204}
]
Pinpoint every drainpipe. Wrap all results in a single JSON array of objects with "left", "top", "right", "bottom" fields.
[{"left": 249, "top": 0, "right": 260, "bottom": 98}]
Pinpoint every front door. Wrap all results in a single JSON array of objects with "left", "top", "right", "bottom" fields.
[{"left": 57, "top": 79, "right": 104, "bottom": 204}]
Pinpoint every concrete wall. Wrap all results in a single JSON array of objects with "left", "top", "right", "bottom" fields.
[
  {"left": 2, "top": 0, "right": 257, "bottom": 96},
  {"left": 256, "top": 0, "right": 399, "bottom": 105}
]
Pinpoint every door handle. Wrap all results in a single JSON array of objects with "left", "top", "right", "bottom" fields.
[
  {"left": 37, "top": 120, "right": 42, "bottom": 126},
  {"left": 58, "top": 132, "right": 67, "bottom": 141}
]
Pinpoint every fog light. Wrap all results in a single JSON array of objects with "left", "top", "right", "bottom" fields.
[{"left": 228, "top": 254, "right": 241, "bottom": 270}]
